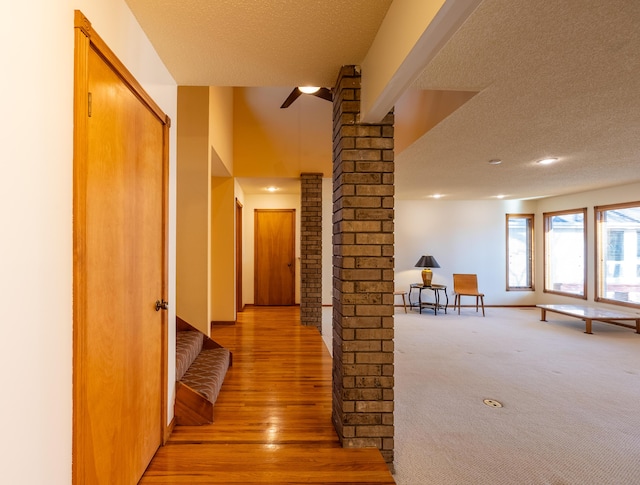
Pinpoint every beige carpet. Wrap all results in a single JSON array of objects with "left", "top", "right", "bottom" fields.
[{"left": 322, "top": 306, "right": 640, "bottom": 484}]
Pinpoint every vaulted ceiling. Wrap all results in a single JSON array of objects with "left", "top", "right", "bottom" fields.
[{"left": 125, "top": 0, "right": 640, "bottom": 200}]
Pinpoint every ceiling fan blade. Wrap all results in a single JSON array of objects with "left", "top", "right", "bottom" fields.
[
  {"left": 313, "top": 87, "right": 333, "bottom": 102},
  {"left": 280, "top": 88, "right": 302, "bottom": 108}
]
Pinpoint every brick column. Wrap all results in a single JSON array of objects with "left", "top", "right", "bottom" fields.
[
  {"left": 300, "top": 172, "right": 323, "bottom": 332},
  {"left": 331, "top": 65, "right": 395, "bottom": 467}
]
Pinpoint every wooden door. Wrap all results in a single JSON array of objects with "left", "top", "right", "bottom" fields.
[
  {"left": 73, "top": 12, "right": 168, "bottom": 484},
  {"left": 254, "top": 209, "right": 296, "bottom": 305},
  {"left": 236, "top": 199, "right": 243, "bottom": 312}
]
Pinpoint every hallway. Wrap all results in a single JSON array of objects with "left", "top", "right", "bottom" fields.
[{"left": 140, "top": 306, "right": 395, "bottom": 483}]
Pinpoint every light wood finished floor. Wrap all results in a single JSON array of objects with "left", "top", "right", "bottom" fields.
[{"left": 140, "top": 306, "right": 395, "bottom": 484}]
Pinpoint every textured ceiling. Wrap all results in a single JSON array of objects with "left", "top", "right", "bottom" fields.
[
  {"left": 399, "top": 0, "right": 640, "bottom": 200},
  {"left": 125, "top": 0, "right": 392, "bottom": 86},
  {"left": 125, "top": 0, "right": 640, "bottom": 200}
]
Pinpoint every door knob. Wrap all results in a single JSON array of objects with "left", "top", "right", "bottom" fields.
[{"left": 155, "top": 299, "right": 169, "bottom": 311}]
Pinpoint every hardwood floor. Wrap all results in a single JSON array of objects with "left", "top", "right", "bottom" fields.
[{"left": 140, "top": 306, "right": 395, "bottom": 484}]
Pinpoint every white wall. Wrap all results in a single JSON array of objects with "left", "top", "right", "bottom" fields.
[
  {"left": 242, "top": 193, "right": 301, "bottom": 305},
  {"left": 395, "top": 198, "right": 538, "bottom": 306},
  {"left": 0, "top": 2, "right": 177, "bottom": 483}
]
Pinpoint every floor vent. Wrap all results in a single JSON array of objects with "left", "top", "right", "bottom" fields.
[{"left": 483, "top": 399, "right": 503, "bottom": 408}]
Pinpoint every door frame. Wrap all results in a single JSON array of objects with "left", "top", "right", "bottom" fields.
[{"left": 73, "top": 10, "right": 169, "bottom": 482}]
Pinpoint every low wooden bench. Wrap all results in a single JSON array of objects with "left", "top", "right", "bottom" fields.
[{"left": 537, "top": 304, "right": 640, "bottom": 334}]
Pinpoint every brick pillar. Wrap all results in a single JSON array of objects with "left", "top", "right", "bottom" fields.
[
  {"left": 331, "top": 65, "right": 395, "bottom": 467},
  {"left": 300, "top": 172, "right": 323, "bottom": 332}
]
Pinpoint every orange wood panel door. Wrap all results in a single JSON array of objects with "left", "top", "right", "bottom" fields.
[
  {"left": 73, "top": 14, "right": 168, "bottom": 484},
  {"left": 254, "top": 209, "right": 296, "bottom": 305},
  {"left": 236, "top": 199, "right": 243, "bottom": 312}
]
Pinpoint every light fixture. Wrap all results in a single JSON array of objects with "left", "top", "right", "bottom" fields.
[
  {"left": 495, "top": 194, "right": 505, "bottom": 199},
  {"left": 265, "top": 186, "right": 279, "bottom": 192},
  {"left": 298, "top": 86, "right": 320, "bottom": 94},
  {"left": 415, "top": 255, "right": 441, "bottom": 286},
  {"left": 488, "top": 159, "right": 502, "bottom": 165},
  {"left": 432, "top": 194, "right": 443, "bottom": 199},
  {"left": 537, "top": 157, "right": 558, "bottom": 165}
]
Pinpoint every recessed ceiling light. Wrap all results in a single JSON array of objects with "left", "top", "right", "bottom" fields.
[
  {"left": 431, "top": 194, "right": 443, "bottom": 199},
  {"left": 495, "top": 194, "right": 505, "bottom": 199},
  {"left": 537, "top": 157, "right": 558, "bottom": 165},
  {"left": 488, "top": 159, "right": 502, "bottom": 165},
  {"left": 265, "top": 186, "right": 279, "bottom": 192}
]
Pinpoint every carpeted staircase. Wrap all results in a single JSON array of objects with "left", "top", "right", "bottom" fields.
[{"left": 175, "top": 317, "right": 231, "bottom": 425}]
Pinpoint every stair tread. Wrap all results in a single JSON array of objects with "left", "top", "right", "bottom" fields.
[{"left": 181, "top": 348, "right": 231, "bottom": 403}]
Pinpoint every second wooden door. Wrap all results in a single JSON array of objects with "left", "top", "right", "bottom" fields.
[
  {"left": 74, "top": 14, "right": 168, "bottom": 484},
  {"left": 254, "top": 209, "right": 296, "bottom": 305}
]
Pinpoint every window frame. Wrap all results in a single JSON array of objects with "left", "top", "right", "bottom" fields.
[
  {"left": 506, "top": 213, "right": 535, "bottom": 291},
  {"left": 595, "top": 201, "right": 640, "bottom": 309},
  {"left": 543, "top": 208, "right": 587, "bottom": 299}
]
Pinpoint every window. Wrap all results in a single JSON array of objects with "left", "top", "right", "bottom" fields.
[
  {"left": 544, "top": 208, "right": 587, "bottom": 298},
  {"left": 506, "top": 214, "right": 534, "bottom": 290},
  {"left": 595, "top": 202, "right": 640, "bottom": 307},
  {"left": 607, "top": 230, "right": 624, "bottom": 261}
]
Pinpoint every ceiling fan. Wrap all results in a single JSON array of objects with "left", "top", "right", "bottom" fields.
[{"left": 280, "top": 86, "right": 333, "bottom": 108}]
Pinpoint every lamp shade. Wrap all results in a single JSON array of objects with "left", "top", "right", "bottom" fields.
[{"left": 415, "top": 255, "right": 440, "bottom": 268}]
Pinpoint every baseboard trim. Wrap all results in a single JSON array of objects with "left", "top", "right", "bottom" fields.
[
  {"left": 243, "top": 303, "right": 301, "bottom": 307},
  {"left": 211, "top": 320, "right": 236, "bottom": 326},
  {"left": 163, "top": 416, "right": 175, "bottom": 444},
  {"left": 394, "top": 304, "right": 538, "bottom": 309},
  {"left": 454, "top": 304, "right": 538, "bottom": 308}
]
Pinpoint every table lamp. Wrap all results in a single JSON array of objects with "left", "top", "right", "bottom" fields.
[{"left": 415, "top": 255, "right": 440, "bottom": 286}]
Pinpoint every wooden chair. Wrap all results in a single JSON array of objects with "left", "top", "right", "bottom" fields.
[
  {"left": 394, "top": 290, "right": 408, "bottom": 313},
  {"left": 453, "top": 274, "right": 485, "bottom": 316}
]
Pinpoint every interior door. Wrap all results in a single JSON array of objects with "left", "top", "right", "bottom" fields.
[
  {"left": 254, "top": 209, "right": 296, "bottom": 305},
  {"left": 73, "top": 12, "right": 168, "bottom": 484},
  {"left": 236, "top": 199, "right": 243, "bottom": 312}
]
